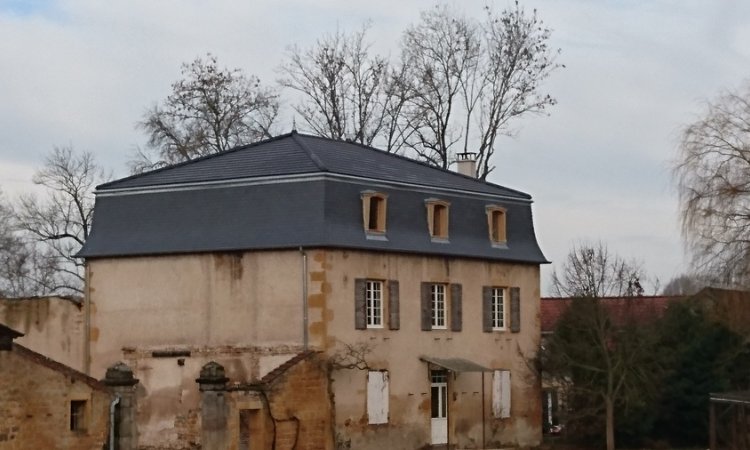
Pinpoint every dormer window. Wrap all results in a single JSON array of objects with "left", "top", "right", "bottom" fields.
[
  {"left": 425, "top": 199, "right": 450, "bottom": 241},
  {"left": 362, "top": 191, "right": 388, "bottom": 235},
  {"left": 486, "top": 205, "right": 507, "bottom": 245}
]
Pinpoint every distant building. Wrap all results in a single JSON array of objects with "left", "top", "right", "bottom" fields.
[
  {"left": 79, "top": 132, "right": 548, "bottom": 449},
  {"left": 0, "top": 296, "right": 85, "bottom": 372}
]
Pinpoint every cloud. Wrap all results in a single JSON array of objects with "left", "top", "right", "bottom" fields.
[{"left": 1, "top": 0, "right": 748, "bottom": 294}]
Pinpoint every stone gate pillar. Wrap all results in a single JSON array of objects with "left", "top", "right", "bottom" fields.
[
  {"left": 196, "top": 361, "right": 230, "bottom": 450},
  {"left": 102, "top": 362, "right": 139, "bottom": 450}
]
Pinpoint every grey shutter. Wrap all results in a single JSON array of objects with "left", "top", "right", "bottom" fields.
[
  {"left": 510, "top": 287, "right": 521, "bottom": 333},
  {"left": 482, "top": 287, "right": 493, "bottom": 332},
  {"left": 450, "top": 284, "right": 462, "bottom": 331},
  {"left": 355, "top": 279, "right": 366, "bottom": 330},
  {"left": 388, "top": 280, "right": 400, "bottom": 330},
  {"left": 421, "top": 283, "right": 432, "bottom": 331}
]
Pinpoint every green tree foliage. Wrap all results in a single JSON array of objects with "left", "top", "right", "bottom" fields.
[
  {"left": 543, "top": 296, "right": 659, "bottom": 450},
  {"left": 547, "top": 294, "right": 750, "bottom": 448},
  {"left": 651, "top": 301, "right": 750, "bottom": 446}
]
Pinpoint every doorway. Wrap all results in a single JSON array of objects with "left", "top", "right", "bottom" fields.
[{"left": 431, "top": 370, "right": 448, "bottom": 444}]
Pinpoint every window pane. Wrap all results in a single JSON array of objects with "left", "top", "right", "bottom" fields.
[
  {"left": 366, "top": 281, "right": 382, "bottom": 327},
  {"left": 492, "top": 288, "right": 505, "bottom": 329},
  {"left": 431, "top": 386, "right": 440, "bottom": 418},
  {"left": 431, "top": 284, "right": 445, "bottom": 327}
]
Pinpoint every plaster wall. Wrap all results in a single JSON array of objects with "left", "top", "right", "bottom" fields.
[
  {"left": 88, "top": 251, "right": 305, "bottom": 449},
  {"left": 0, "top": 297, "right": 85, "bottom": 372},
  {"left": 87, "top": 248, "right": 541, "bottom": 449},
  {"left": 305, "top": 249, "right": 542, "bottom": 448}
]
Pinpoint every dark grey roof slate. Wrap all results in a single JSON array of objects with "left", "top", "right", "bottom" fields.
[
  {"left": 81, "top": 133, "right": 546, "bottom": 263},
  {"left": 98, "top": 132, "right": 530, "bottom": 199}
]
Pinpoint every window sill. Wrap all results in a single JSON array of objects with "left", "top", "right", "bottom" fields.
[
  {"left": 430, "top": 237, "right": 450, "bottom": 244},
  {"left": 365, "top": 232, "right": 388, "bottom": 241},
  {"left": 491, "top": 241, "right": 508, "bottom": 249}
]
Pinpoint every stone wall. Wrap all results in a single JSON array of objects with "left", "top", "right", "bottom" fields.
[
  {"left": 197, "top": 354, "right": 334, "bottom": 450},
  {"left": 0, "top": 344, "right": 110, "bottom": 450}
]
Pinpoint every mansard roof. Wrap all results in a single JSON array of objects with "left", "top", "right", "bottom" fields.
[
  {"left": 98, "top": 131, "right": 530, "bottom": 199},
  {"left": 80, "top": 132, "right": 547, "bottom": 263}
]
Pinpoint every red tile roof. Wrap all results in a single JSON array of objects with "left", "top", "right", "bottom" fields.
[{"left": 541, "top": 296, "right": 683, "bottom": 333}]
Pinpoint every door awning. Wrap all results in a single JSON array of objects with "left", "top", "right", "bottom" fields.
[
  {"left": 420, "top": 356, "right": 492, "bottom": 373},
  {"left": 711, "top": 391, "right": 750, "bottom": 405}
]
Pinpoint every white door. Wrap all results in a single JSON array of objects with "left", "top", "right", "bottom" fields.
[{"left": 431, "top": 371, "right": 448, "bottom": 444}]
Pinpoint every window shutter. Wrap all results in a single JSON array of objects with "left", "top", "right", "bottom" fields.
[
  {"left": 510, "top": 287, "right": 521, "bottom": 333},
  {"left": 367, "top": 371, "right": 389, "bottom": 424},
  {"left": 482, "top": 287, "right": 492, "bottom": 332},
  {"left": 354, "top": 279, "right": 366, "bottom": 330},
  {"left": 388, "top": 280, "right": 400, "bottom": 330},
  {"left": 493, "top": 370, "right": 511, "bottom": 418},
  {"left": 421, "top": 283, "right": 432, "bottom": 331},
  {"left": 450, "top": 284, "right": 462, "bottom": 331}
]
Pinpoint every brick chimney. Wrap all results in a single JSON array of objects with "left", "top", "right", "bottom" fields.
[{"left": 456, "top": 152, "right": 478, "bottom": 178}]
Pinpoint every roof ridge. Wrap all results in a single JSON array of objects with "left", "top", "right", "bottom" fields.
[
  {"left": 291, "top": 131, "right": 328, "bottom": 172},
  {"left": 259, "top": 350, "right": 318, "bottom": 385},
  {"left": 293, "top": 132, "right": 531, "bottom": 199},
  {"left": 12, "top": 343, "right": 109, "bottom": 391},
  {"left": 97, "top": 132, "right": 297, "bottom": 190}
]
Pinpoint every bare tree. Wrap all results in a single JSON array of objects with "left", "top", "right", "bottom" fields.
[
  {"left": 675, "top": 81, "right": 750, "bottom": 287},
  {"left": 545, "top": 242, "right": 659, "bottom": 450},
  {"left": 551, "top": 242, "right": 648, "bottom": 298},
  {"left": 14, "top": 147, "right": 105, "bottom": 295},
  {"left": 400, "top": 3, "right": 561, "bottom": 178},
  {"left": 279, "top": 25, "right": 410, "bottom": 151},
  {"left": 661, "top": 273, "right": 712, "bottom": 296},
  {"left": 135, "top": 54, "right": 280, "bottom": 172}
]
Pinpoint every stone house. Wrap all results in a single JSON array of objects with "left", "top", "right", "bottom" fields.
[
  {"left": 0, "top": 323, "right": 110, "bottom": 450},
  {"left": 78, "top": 132, "right": 548, "bottom": 449}
]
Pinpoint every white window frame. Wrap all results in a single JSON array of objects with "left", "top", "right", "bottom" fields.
[
  {"left": 431, "top": 284, "right": 447, "bottom": 329},
  {"left": 366, "top": 280, "right": 383, "bottom": 328},
  {"left": 491, "top": 287, "right": 506, "bottom": 331}
]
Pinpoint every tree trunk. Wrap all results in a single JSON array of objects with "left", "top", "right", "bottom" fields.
[{"left": 606, "top": 396, "right": 615, "bottom": 450}]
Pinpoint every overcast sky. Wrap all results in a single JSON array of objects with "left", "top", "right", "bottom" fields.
[{"left": 1, "top": 0, "right": 749, "bottom": 294}]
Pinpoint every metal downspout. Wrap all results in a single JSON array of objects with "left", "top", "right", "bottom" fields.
[
  {"left": 300, "top": 247, "right": 309, "bottom": 350},
  {"left": 109, "top": 395, "right": 120, "bottom": 450},
  {"left": 84, "top": 264, "right": 91, "bottom": 375},
  {"left": 482, "top": 372, "right": 486, "bottom": 449}
]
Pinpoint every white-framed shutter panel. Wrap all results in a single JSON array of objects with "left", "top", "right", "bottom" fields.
[
  {"left": 492, "top": 370, "right": 511, "bottom": 419},
  {"left": 367, "top": 370, "right": 389, "bottom": 424}
]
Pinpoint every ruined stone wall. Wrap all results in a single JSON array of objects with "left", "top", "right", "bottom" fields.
[
  {"left": 0, "top": 296, "right": 85, "bottom": 372},
  {"left": 224, "top": 354, "right": 333, "bottom": 450},
  {"left": 0, "top": 345, "right": 110, "bottom": 450}
]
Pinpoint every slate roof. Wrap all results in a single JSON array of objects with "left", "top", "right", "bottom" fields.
[
  {"left": 80, "top": 132, "right": 547, "bottom": 263},
  {"left": 98, "top": 132, "right": 530, "bottom": 199}
]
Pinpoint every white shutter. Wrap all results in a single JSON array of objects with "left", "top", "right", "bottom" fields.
[
  {"left": 367, "top": 371, "right": 389, "bottom": 424},
  {"left": 492, "top": 370, "right": 511, "bottom": 418}
]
